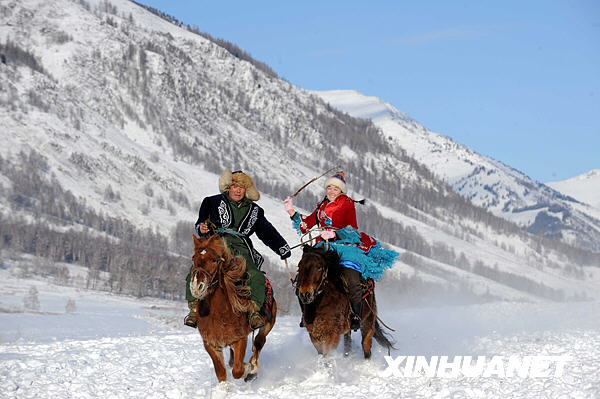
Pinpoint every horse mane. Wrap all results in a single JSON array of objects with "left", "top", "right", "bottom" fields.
[
  {"left": 199, "top": 235, "right": 254, "bottom": 314},
  {"left": 222, "top": 255, "right": 253, "bottom": 314}
]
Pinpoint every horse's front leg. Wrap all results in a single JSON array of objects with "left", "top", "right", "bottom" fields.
[
  {"left": 230, "top": 336, "right": 248, "bottom": 379},
  {"left": 203, "top": 342, "right": 227, "bottom": 382},
  {"left": 343, "top": 332, "right": 352, "bottom": 357}
]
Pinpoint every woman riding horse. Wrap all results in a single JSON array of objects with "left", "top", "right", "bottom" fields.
[
  {"left": 185, "top": 170, "right": 291, "bottom": 330},
  {"left": 284, "top": 171, "right": 398, "bottom": 330}
]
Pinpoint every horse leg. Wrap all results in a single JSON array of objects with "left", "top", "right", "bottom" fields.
[
  {"left": 343, "top": 332, "right": 352, "bottom": 357},
  {"left": 324, "top": 332, "right": 341, "bottom": 355},
  {"left": 361, "top": 324, "right": 375, "bottom": 359},
  {"left": 245, "top": 300, "right": 277, "bottom": 382},
  {"left": 203, "top": 343, "right": 227, "bottom": 382},
  {"left": 360, "top": 299, "right": 377, "bottom": 359},
  {"left": 231, "top": 337, "right": 248, "bottom": 379},
  {"left": 309, "top": 334, "right": 325, "bottom": 355},
  {"left": 228, "top": 347, "right": 234, "bottom": 367}
]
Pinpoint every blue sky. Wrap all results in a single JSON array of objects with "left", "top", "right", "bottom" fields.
[{"left": 139, "top": 0, "right": 599, "bottom": 183}]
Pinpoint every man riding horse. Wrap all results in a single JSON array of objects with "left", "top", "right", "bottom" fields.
[
  {"left": 284, "top": 171, "right": 398, "bottom": 331},
  {"left": 185, "top": 170, "right": 291, "bottom": 329}
]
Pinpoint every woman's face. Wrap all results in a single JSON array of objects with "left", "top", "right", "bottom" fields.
[{"left": 326, "top": 185, "right": 342, "bottom": 201}]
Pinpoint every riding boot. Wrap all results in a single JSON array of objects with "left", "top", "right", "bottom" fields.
[
  {"left": 350, "top": 299, "right": 362, "bottom": 332},
  {"left": 184, "top": 300, "right": 199, "bottom": 328},
  {"left": 248, "top": 303, "right": 266, "bottom": 330},
  {"left": 342, "top": 267, "right": 363, "bottom": 331}
]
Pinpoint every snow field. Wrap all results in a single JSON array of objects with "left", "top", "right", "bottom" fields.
[{"left": 1, "top": 269, "right": 600, "bottom": 398}]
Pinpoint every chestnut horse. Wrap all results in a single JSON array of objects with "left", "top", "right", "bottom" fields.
[
  {"left": 190, "top": 234, "right": 277, "bottom": 382},
  {"left": 295, "top": 245, "right": 393, "bottom": 358}
]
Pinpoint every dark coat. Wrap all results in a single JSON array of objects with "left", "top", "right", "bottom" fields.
[{"left": 195, "top": 194, "right": 291, "bottom": 269}]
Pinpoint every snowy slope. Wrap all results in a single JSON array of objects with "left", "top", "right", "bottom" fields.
[
  {"left": 548, "top": 170, "right": 600, "bottom": 211},
  {"left": 1, "top": 0, "right": 599, "bottom": 308},
  {"left": 313, "top": 90, "right": 600, "bottom": 252},
  {"left": 1, "top": 266, "right": 599, "bottom": 398}
]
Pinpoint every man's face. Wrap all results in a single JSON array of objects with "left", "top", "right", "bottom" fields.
[{"left": 228, "top": 184, "right": 247, "bottom": 202}]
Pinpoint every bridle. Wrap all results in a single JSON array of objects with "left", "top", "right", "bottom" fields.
[
  {"left": 294, "top": 251, "right": 329, "bottom": 299},
  {"left": 192, "top": 247, "right": 226, "bottom": 290}
]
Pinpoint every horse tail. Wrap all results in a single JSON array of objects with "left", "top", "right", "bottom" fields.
[{"left": 373, "top": 320, "right": 395, "bottom": 355}]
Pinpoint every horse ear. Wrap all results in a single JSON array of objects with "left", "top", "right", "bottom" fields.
[
  {"left": 192, "top": 234, "right": 201, "bottom": 248},
  {"left": 324, "top": 249, "right": 340, "bottom": 265},
  {"left": 302, "top": 244, "right": 312, "bottom": 253}
]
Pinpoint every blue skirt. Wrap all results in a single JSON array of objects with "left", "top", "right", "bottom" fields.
[{"left": 316, "top": 227, "right": 399, "bottom": 281}]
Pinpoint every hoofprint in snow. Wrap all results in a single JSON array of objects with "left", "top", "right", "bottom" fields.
[{"left": 1, "top": 268, "right": 599, "bottom": 399}]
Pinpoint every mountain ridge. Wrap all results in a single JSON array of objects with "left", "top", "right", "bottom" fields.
[
  {"left": 1, "top": 0, "right": 599, "bottom": 304},
  {"left": 548, "top": 170, "right": 600, "bottom": 211},
  {"left": 314, "top": 89, "right": 600, "bottom": 252}
]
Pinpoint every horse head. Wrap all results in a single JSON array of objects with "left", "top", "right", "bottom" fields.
[
  {"left": 295, "top": 245, "right": 340, "bottom": 304},
  {"left": 190, "top": 234, "right": 229, "bottom": 299}
]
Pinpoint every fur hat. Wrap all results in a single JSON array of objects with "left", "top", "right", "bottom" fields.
[
  {"left": 324, "top": 171, "right": 347, "bottom": 194},
  {"left": 219, "top": 170, "right": 260, "bottom": 201}
]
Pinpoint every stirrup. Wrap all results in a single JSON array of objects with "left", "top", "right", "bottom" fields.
[
  {"left": 249, "top": 311, "right": 266, "bottom": 329},
  {"left": 184, "top": 313, "right": 198, "bottom": 328}
]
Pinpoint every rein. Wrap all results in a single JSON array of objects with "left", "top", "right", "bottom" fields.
[
  {"left": 288, "top": 228, "right": 336, "bottom": 251},
  {"left": 314, "top": 260, "right": 329, "bottom": 297},
  {"left": 294, "top": 251, "right": 329, "bottom": 298},
  {"left": 192, "top": 247, "right": 226, "bottom": 290},
  {"left": 193, "top": 264, "right": 221, "bottom": 289}
]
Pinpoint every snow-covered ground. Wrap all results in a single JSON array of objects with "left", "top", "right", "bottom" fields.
[{"left": 1, "top": 265, "right": 599, "bottom": 399}]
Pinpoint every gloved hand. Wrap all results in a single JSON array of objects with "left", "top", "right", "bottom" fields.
[
  {"left": 320, "top": 230, "right": 336, "bottom": 240},
  {"left": 283, "top": 196, "right": 294, "bottom": 213},
  {"left": 280, "top": 249, "right": 291, "bottom": 260}
]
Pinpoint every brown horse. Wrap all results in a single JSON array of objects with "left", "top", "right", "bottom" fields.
[
  {"left": 190, "top": 234, "right": 277, "bottom": 383},
  {"left": 295, "top": 245, "right": 393, "bottom": 358}
]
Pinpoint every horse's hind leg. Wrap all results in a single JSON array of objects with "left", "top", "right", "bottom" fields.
[
  {"left": 245, "top": 300, "right": 277, "bottom": 382},
  {"left": 343, "top": 332, "right": 352, "bottom": 357},
  {"left": 231, "top": 337, "right": 248, "bottom": 379},
  {"left": 204, "top": 343, "right": 227, "bottom": 382},
  {"left": 361, "top": 325, "right": 375, "bottom": 359}
]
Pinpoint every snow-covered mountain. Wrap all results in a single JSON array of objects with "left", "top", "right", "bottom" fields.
[
  {"left": 548, "top": 170, "right": 600, "bottom": 211},
  {"left": 1, "top": 0, "right": 599, "bottom": 305},
  {"left": 313, "top": 90, "right": 600, "bottom": 252}
]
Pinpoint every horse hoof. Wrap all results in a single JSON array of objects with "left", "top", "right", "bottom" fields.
[{"left": 244, "top": 373, "right": 257, "bottom": 382}]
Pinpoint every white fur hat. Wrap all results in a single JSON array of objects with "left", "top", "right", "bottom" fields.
[
  {"left": 219, "top": 170, "right": 260, "bottom": 201},
  {"left": 324, "top": 171, "right": 347, "bottom": 194}
]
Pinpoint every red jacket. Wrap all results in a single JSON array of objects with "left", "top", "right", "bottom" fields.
[
  {"left": 298, "top": 194, "right": 358, "bottom": 232},
  {"left": 296, "top": 194, "right": 378, "bottom": 253}
]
